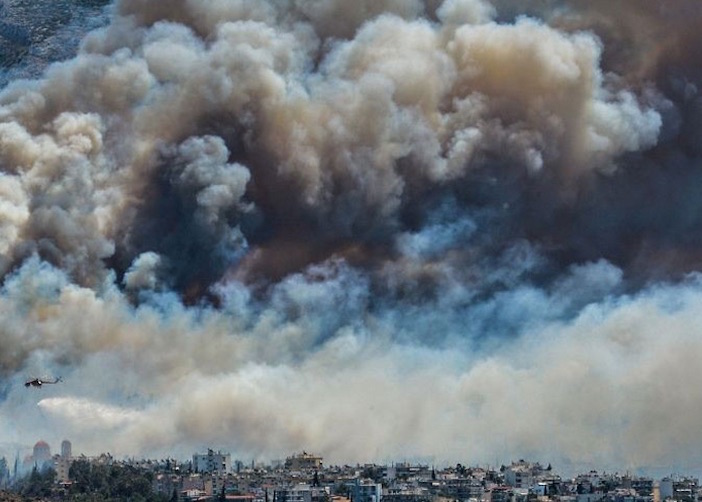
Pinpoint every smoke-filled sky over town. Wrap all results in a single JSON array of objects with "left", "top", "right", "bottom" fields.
[{"left": 1, "top": 0, "right": 702, "bottom": 473}]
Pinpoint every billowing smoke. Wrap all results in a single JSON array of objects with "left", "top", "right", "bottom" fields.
[{"left": 0, "top": 0, "right": 701, "bottom": 472}]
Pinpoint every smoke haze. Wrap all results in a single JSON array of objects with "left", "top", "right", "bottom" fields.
[{"left": 1, "top": 0, "right": 702, "bottom": 473}]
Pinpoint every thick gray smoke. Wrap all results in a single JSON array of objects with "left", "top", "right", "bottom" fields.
[{"left": 1, "top": 0, "right": 702, "bottom": 473}]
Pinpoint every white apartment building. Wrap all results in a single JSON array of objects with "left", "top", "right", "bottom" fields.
[
  {"left": 274, "top": 483, "right": 330, "bottom": 502},
  {"left": 193, "top": 449, "right": 231, "bottom": 474},
  {"left": 352, "top": 479, "right": 382, "bottom": 502}
]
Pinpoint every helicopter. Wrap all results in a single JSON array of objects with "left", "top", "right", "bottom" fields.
[{"left": 24, "top": 377, "right": 62, "bottom": 388}]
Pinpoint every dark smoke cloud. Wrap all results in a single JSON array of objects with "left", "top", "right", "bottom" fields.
[{"left": 0, "top": 0, "right": 702, "bottom": 472}]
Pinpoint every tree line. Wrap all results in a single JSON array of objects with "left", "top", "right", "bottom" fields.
[{"left": 10, "top": 459, "right": 172, "bottom": 501}]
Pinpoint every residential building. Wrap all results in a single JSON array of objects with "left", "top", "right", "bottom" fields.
[
  {"left": 351, "top": 479, "right": 382, "bottom": 502},
  {"left": 193, "top": 449, "right": 231, "bottom": 474},
  {"left": 285, "top": 453, "right": 323, "bottom": 471}
]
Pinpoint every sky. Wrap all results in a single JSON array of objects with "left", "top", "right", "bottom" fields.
[{"left": 1, "top": 0, "right": 702, "bottom": 476}]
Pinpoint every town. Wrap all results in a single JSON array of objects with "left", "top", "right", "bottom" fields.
[{"left": 0, "top": 441, "right": 698, "bottom": 502}]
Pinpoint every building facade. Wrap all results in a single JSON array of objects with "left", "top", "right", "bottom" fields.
[
  {"left": 284, "top": 453, "right": 323, "bottom": 471},
  {"left": 351, "top": 479, "right": 382, "bottom": 502},
  {"left": 193, "top": 449, "right": 231, "bottom": 474}
]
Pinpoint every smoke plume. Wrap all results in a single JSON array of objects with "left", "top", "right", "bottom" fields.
[{"left": 1, "top": 0, "right": 702, "bottom": 472}]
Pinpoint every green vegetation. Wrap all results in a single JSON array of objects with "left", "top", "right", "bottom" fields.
[
  {"left": 12, "top": 466, "right": 56, "bottom": 499},
  {"left": 8, "top": 460, "right": 169, "bottom": 501},
  {"left": 66, "top": 460, "right": 167, "bottom": 501}
]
